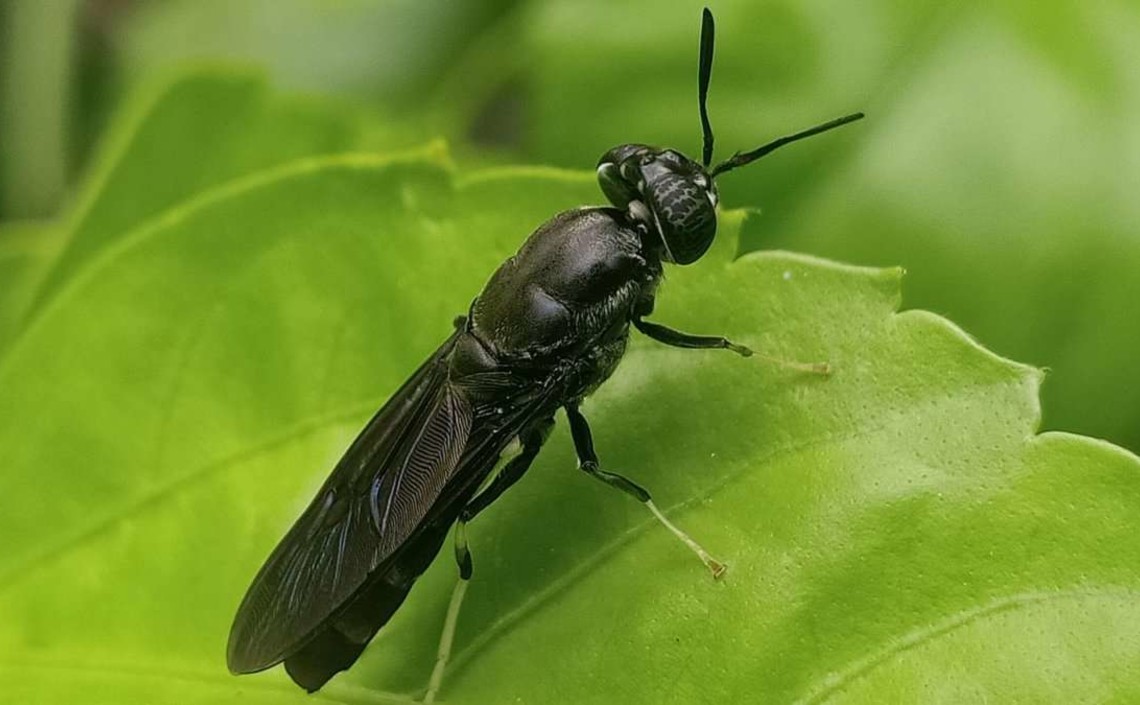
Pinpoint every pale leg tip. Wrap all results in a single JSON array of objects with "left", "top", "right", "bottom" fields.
[
  {"left": 752, "top": 353, "right": 832, "bottom": 375},
  {"left": 705, "top": 557, "right": 728, "bottom": 581}
]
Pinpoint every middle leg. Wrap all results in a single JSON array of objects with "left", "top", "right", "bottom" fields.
[{"left": 565, "top": 402, "right": 726, "bottom": 580}]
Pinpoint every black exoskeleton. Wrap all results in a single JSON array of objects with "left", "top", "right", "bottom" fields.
[{"left": 227, "top": 8, "right": 863, "bottom": 700}]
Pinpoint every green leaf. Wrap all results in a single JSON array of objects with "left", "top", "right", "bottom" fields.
[
  {"left": 522, "top": 0, "right": 1140, "bottom": 453},
  {"left": 33, "top": 69, "right": 372, "bottom": 316},
  {"left": 0, "top": 221, "right": 61, "bottom": 350},
  {"left": 1, "top": 147, "right": 1137, "bottom": 704}
]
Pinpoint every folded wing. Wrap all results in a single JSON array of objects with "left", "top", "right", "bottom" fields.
[{"left": 227, "top": 332, "right": 473, "bottom": 676}]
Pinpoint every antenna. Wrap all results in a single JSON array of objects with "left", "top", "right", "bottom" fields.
[
  {"left": 698, "top": 8, "right": 716, "bottom": 167},
  {"left": 710, "top": 112, "right": 865, "bottom": 178}
]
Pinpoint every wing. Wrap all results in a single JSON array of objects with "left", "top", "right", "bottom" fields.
[
  {"left": 280, "top": 381, "right": 555, "bottom": 692},
  {"left": 227, "top": 330, "right": 473, "bottom": 674},
  {"left": 227, "top": 329, "right": 562, "bottom": 686}
]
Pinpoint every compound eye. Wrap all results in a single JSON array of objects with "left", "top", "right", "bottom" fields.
[{"left": 645, "top": 172, "right": 717, "bottom": 265}]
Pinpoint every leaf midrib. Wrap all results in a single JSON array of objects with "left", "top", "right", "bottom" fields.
[{"left": 793, "top": 587, "right": 1140, "bottom": 705}]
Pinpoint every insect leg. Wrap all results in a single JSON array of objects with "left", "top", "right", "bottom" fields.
[
  {"left": 424, "top": 417, "right": 554, "bottom": 704},
  {"left": 451, "top": 416, "right": 553, "bottom": 594},
  {"left": 634, "top": 317, "right": 751, "bottom": 355},
  {"left": 426, "top": 519, "right": 474, "bottom": 703},
  {"left": 634, "top": 318, "right": 830, "bottom": 374},
  {"left": 565, "top": 403, "right": 726, "bottom": 580},
  {"left": 459, "top": 416, "right": 555, "bottom": 524},
  {"left": 424, "top": 569, "right": 468, "bottom": 704}
]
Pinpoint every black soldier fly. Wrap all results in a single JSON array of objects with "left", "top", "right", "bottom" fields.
[{"left": 227, "top": 7, "right": 863, "bottom": 701}]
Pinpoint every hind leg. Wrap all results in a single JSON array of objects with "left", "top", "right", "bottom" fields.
[{"left": 422, "top": 418, "right": 553, "bottom": 703}]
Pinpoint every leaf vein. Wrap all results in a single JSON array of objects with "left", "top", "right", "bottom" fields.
[{"left": 793, "top": 588, "right": 1140, "bottom": 705}]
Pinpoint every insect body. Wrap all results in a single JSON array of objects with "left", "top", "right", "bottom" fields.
[{"left": 227, "top": 8, "right": 862, "bottom": 699}]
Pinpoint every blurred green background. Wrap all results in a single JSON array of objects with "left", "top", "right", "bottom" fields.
[{"left": 3, "top": 0, "right": 1138, "bottom": 452}]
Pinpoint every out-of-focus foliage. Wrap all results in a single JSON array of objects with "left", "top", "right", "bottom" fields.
[
  {"left": 117, "top": 0, "right": 516, "bottom": 102},
  {"left": 0, "top": 1, "right": 78, "bottom": 218},
  {"left": 2, "top": 75, "right": 1139, "bottom": 704}
]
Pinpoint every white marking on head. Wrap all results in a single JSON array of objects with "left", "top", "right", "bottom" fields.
[
  {"left": 628, "top": 199, "right": 652, "bottom": 225},
  {"left": 628, "top": 200, "right": 675, "bottom": 262}
]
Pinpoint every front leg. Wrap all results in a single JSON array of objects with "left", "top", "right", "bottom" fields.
[
  {"left": 634, "top": 317, "right": 830, "bottom": 375},
  {"left": 633, "top": 318, "right": 752, "bottom": 357}
]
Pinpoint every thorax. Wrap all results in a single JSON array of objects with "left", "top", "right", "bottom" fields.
[{"left": 469, "top": 207, "right": 659, "bottom": 360}]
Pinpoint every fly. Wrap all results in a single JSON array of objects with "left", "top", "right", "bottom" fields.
[{"left": 227, "top": 7, "right": 863, "bottom": 701}]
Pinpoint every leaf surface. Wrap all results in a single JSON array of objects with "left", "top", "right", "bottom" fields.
[{"left": 33, "top": 70, "right": 370, "bottom": 314}]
